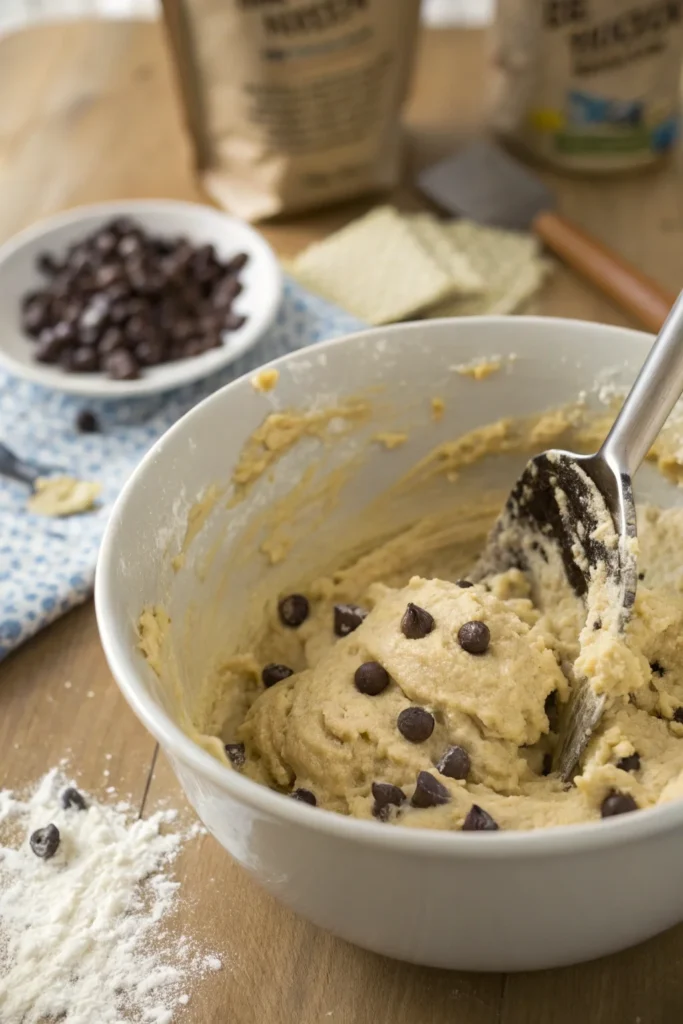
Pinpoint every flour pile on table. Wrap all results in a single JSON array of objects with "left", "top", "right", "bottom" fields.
[{"left": 0, "top": 769, "right": 221, "bottom": 1023}]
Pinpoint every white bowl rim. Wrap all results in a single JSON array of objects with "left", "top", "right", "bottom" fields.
[
  {"left": 96, "top": 314, "right": 683, "bottom": 859},
  {"left": 0, "top": 198, "right": 283, "bottom": 398}
]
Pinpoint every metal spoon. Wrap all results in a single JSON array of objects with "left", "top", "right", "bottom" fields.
[
  {"left": 0, "top": 442, "right": 61, "bottom": 490},
  {"left": 475, "top": 291, "right": 683, "bottom": 779}
]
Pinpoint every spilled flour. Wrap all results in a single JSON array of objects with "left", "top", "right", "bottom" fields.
[{"left": 0, "top": 769, "right": 222, "bottom": 1023}]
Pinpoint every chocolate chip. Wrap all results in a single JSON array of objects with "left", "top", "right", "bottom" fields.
[
  {"left": 37, "top": 252, "right": 61, "bottom": 276},
  {"left": 104, "top": 348, "right": 139, "bottom": 380},
  {"left": 458, "top": 620, "right": 490, "bottom": 654},
  {"left": 462, "top": 804, "right": 499, "bottom": 831},
  {"left": 98, "top": 327, "right": 126, "bottom": 356},
  {"left": 400, "top": 603, "right": 435, "bottom": 640},
  {"left": 21, "top": 296, "right": 50, "bottom": 336},
  {"left": 71, "top": 346, "right": 99, "bottom": 372},
  {"left": 135, "top": 338, "right": 165, "bottom": 367},
  {"left": 638, "top": 571, "right": 645, "bottom": 581},
  {"left": 95, "top": 264, "right": 122, "bottom": 288},
  {"left": 94, "top": 230, "right": 118, "bottom": 256},
  {"left": 593, "top": 619, "right": 602, "bottom": 630},
  {"left": 35, "top": 328, "right": 67, "bottom": 363},
  {"left": 223, "top": 311, "right": 247, "bottom": 331},
  {"left": 436, "top": 745, "right": 470, "bottom": 780},
  {"left": 371, "top": 782, "right": 405, "bottom": 819},
  {"left": 650, "top": 660, "right": 665, "bottom": 677},
  {"left": 278, "top": 594, "right": 309, "bottom": 628},
  {"left": 456, "top": 579, "right": 474, "bottom": 588},
  {"left": 397, "top": 707, "right": 435, "bottom": 743},
  {"left": 673, "top": 707, "right": 683, "bottom": 724},
  {"left": 225, "top": 742, "right": 246, "bottom": 768},
  {"left": 292, "top": 788, "right": 317, "bottom": 806},
  {"left": 61, "top": 787, "right": 87, "bottom": 811},
  {"left": 225, "top": 252, "right": 249, "bottom": 274},
  {"left": 616, "top": 752, "right": 641, "bottom": 772},
  {"left": 354, "top": 661, "right": 390, "bottom": 696},
  {"left": 411, "top": 771, "right": 450, "bottom": 808},
  {"left": 333, "top": 603, "right": 367, "bottom": 637},
  {"left": 601, "top": 790, "right": 638, "bottom": 817},
  {"left": 213, "top": 276, "right": 242, "bottom": 309},
  {"left": 30, "top": 824, "right": 61, "bottom": 859},
  {"left": 262, "top": 663, "right": 294, "bottom": 688},
  {"left": 544, "top": 690, "right": 559, "bottom": 732}
]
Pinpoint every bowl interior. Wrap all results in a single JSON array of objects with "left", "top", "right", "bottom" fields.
[
  {"left": 97, "top": 316, "right": 683, "bottom": 816},
  {"left": 0, "top": 200, "right": 282, "bottom": 397}
]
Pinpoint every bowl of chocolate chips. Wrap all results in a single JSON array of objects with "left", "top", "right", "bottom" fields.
[{"left": 0, "top": 200, "right": 282, "bottom": 396}]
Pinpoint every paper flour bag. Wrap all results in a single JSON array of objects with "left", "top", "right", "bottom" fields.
[{"left": 161, "top": 0, "right": 422, "bottom": 220}]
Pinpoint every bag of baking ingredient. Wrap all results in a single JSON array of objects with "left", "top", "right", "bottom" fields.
[
  {"left": 161, "top": 0, "right": 422, "bottom": 221},
  {"left": 491, "top": 0, "right": 683, "bottom": 174}
]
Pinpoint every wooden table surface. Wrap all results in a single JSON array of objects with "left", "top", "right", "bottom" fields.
[{"left": 2, "top": 19, "right": 683, "bottom": 1024}]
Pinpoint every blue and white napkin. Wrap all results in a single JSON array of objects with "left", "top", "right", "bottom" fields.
[{"left": 0, "top": 280, "right": 364, "bottom": 660}]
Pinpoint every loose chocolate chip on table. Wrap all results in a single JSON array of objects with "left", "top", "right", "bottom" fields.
[
  {"left": 292, "top": 788, "right": 317, "bottom": 806},
  {"left": 225, "top": 743, "right": 246, "bottom": 768},
  {"left": 354, "top": 661, "right": 390, "bottom": 696},
  {"left": 456, "top": 579, "right": 474, "bottom": 589},
  {"left": 638, "top": 571, "right": 646, "bottom": 581},
  {"left": 30, "top": 823, "right": 61, "bottom": 859},
  {"left": 411, "top": 771, "right": 450, "bottom": 808},
  {"left": 616, "top": 752, "right": 641, "bottom": 773},
  {"left": 61, "top": 787, "right": 87, "bottom": 811},
  {"left": 673, "top": 707, "right": 683, "bottom": 724},
  {"left": 262, "top": 663, "right": 294, "bottom": 688},
  {"left": 278, "top": 593, "right": 309, "bottom": 628},
  {"left": 601, "top": 790, "right": 638, "bottom": 817},
  {"left": 436, "top": 745, "right": 471, "bottom": 780},
  {"left": 650, "top": 660, "right": 665, "bottom": 677},
  {"left": 397, "top": 706, "right": 435, "bottom": 743},
  {"left": 400, "top": 603, "right": 435, "bottom": 640},
  {"left": 458, "top": 620, "right": 490, "bottom": 654},
  {"left": 371, "top": 782, "right": 406, "bottom": 820},
  {"left": 462, "top": 804, "right": 499, "bottom": 831},
  {"left": 333, "top": 603, "right": 367, "bottom": 637}
]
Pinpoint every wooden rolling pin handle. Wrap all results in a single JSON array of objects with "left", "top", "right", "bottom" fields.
[{"left": 533, "top": 210, "right": 676, "bottom": 334}]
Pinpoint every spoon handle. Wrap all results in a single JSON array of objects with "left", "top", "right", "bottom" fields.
[
  {"left": 599, "top": 290, "right": 683, "bottom": 478},
  {"left": 0, "top": 443, "right": 42, "bottom": 487}
]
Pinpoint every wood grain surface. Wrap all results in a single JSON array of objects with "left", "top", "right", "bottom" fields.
[{"left": 1, "top": 19, "right": 683, "bottom": 1024}]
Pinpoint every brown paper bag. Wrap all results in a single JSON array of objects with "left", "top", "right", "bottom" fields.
[{"left": 161, "top": 0, "right": 422, "bottom": 221}]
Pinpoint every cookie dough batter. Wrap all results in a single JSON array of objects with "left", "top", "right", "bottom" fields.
[
  {"left": 28, "top": 476, "right": 101, "bottom": 517},
  {"left": 140, "top": 407, "right": 683, "bottom": 832}
]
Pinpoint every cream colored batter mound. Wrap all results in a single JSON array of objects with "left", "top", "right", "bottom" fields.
[
  {"left": 28, "top": 476, "right": 101, "bottom": 517},
  {"left": 139, "top": 405, "right": 683, "bottom": 832}
]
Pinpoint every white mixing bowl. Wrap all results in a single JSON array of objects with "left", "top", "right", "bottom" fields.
[{"left": 96, "top": 316, "right": 683, "bottom": 971}]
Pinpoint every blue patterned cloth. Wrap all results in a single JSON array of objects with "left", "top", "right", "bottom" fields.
[{"left": 0, "top": 280, "right": 364, "bottom": 660}]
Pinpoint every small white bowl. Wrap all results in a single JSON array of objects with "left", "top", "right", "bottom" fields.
[
  {"left": 96, "top": 317, "right": 683, "bottom": 971},
  {"left": 0, "top": 199, "right": 283, "bottom": 398}
]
